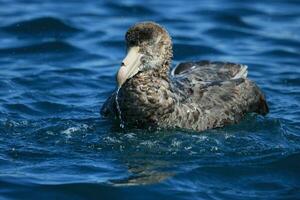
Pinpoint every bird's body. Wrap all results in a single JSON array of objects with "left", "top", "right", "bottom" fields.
[{"left": 101, "top": 22, "right": 268, "bottom": 132}]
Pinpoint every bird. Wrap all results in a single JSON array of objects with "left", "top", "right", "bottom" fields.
[{"left": 101, "top": 21, "right": 269, "bottom": 132}]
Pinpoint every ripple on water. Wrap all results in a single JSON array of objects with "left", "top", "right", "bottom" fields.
[
  {"left": 105, "top": 2, "right": 157, "bottom": 17},
  {"left": 199, "top": 11, "right": 258, "bottom": 29},
  {"left": 0, "top": 0, "right": 300, "bottom": 199},
  {"left": 1, "top": 16, "right": 80, "bottom": 38},
  {"left": 0, "top": 41, "right": 82, "bottom": 56},
  {"left": 174, "top": 43, "right": 224, "bottom": 59},
  {"left": 204, "top": 27, "right": 257, "bottom": 39}
]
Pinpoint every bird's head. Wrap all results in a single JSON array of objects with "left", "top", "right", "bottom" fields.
[{"left": 116, "top": 21, "right": 173, "bottom": 87}]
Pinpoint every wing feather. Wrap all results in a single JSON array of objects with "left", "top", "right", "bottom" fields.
[{"left": 171, "top": 60, "right": 248, "bottom": 81}]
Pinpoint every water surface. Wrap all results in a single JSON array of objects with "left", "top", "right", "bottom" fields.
[{"left": 0, "top": 0, "right": 300, "bottom": 199}]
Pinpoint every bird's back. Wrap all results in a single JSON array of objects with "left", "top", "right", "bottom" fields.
[{"left": 166, "top": 61, "right": 268, "bottom": 131}]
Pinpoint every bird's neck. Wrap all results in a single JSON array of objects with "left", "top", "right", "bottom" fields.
[
  {"left": 118, "top": 60, "right": 175, "bottom": 126},
  {"left": 122, "top": 60, "right": 171, "bottom": 91},
  {"left": 144, "top": 60, "right": 171, "bottom": 81}
]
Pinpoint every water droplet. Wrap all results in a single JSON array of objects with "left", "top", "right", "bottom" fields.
[{"left": 115, "top": 87, "right": 125, "bottom": 129}]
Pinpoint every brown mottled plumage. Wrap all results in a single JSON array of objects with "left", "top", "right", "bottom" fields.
[{"left": 101, "top": 22, "right": 269, "bottom": 132}]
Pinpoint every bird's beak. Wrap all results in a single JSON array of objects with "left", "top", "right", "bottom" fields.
[{"left": 117, "top": 46, "right": 143, "bottom": 87}]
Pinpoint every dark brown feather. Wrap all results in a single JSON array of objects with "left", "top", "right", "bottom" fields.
[{"left": 101, "top": 22, "right": 269, "bottom": 132}]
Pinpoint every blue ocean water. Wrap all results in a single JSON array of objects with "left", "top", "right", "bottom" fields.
[{"left": 0, "top": 0, "right": 299, "bottom": 199}]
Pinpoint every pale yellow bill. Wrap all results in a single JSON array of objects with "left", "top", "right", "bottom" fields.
[{"left": 117, "top": 47, "right": 143, "bottom": 87}]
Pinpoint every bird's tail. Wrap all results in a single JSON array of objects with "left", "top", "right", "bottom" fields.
[
  {"left": 246, "top": 81, "right": 269, "bottom": 116},
  {"left": 256, "top": 94, "right": 269, "bottom": 116}
]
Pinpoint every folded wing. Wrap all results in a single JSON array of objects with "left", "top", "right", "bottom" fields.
[{"left": 171, "top": 61, "right": 248, "bottom": 81}]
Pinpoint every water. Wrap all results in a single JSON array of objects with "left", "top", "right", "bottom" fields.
[
  {"left": 115, "top": 87, "right": 125, "bottom": 129},
  {"left": 0, "top": 0, "right": 299, "bottom": 199}
]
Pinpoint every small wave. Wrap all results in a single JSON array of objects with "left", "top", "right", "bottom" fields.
[
  {"left": 2, "top": 16, "right": 80, "bottom": 38},
  {"left": 258, "top": 49, "right": 300, "bottom": 58},
  {"left": 105, "top": 2, "right": 157, "bottom": 16},
  {"left": 47, "top": 68, "right": 96, "bottom": 76},
  {"left": 0, "top": 41, "right": 82, "bottom": 55},
  {"left": 0, "top": 179, "right": 124, "bottom": 200},
  {"left": 224, "top": 7, "right": 267, "bottom": 16},
  {"left": 174, "top": 43, "right": 223, "bottom": 59},
  {"left": 158, "top": 18, "right": 188, "bottom": 24},
  {"left": 3, "top": 100, "right": 92, "bottom": 119},
  {"left": 3, "top": 103, "right": 42, "bottom": 116},
  {"left": 264, "top": 152, "right": 300, "bottom": 170},
  {"left": 198, "top": 11, "right": 257, "bottom": 29},
  {"left": 213, "top": 14, "right": 256, "bottom": 29},
  {"left": 0, "top": 80, "right": 15, "bottom": 91},
  {"left": 204, "top": 27, "right": 256, "bottom": 39},
  {"left": 100, "top": 40, "right": 123, "bottom": 48},
  {"left": 265, "top": 37, "right": 300, "bottom": 49},
  {"left": 282, "top": 77, "right": 300, "bottom": 85},
  {"left": 32, "top": 101, "right": 72, "bottom": 114}
]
